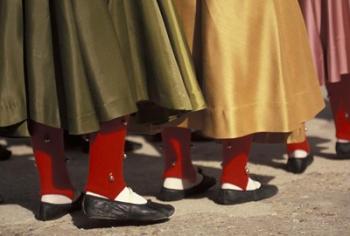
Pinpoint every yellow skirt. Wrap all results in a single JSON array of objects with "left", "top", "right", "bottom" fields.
[{"left": 173, "top": 0, "right": 324, "bottom": 139}]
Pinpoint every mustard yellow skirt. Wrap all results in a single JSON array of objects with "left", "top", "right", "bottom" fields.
[{"left": 173, "top": 0, "right": 324, "bottom": 139}]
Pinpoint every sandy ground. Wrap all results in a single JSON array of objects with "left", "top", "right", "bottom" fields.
[{"left": 0, "top": 105, "right": 349, "bottom": 236}]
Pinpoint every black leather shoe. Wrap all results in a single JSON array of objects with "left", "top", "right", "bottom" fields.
[
  {"left": 0, "top": 145, "right": 11, "bottom": 161},
  {"left": 335, "top": 142, "right": 350, "bottom": 159},
  {"left": 286, "top": 154, "right": 314, "bottom": 174},
  {"left": 157, "top": 169, "right": 216, "bottom": 202},
  {"left": 213, "top": 185, "right": 278, "bottom": 205},
  {"left": 36, "top": 193, "right": 84, "bottom": 221},
  {"left": 82, "top": 195, "right": 174, "bottom": 222}
]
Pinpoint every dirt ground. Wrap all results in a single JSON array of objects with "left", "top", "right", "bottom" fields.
[{"left": 0, "top": 105, "right": 349, "bottom": 236}]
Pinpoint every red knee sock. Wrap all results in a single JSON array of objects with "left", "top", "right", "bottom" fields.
[
  {"left": 85, "top": 118, "right": 127, "bottom": 200},
  {"left": 327, "top": 81, "right": 350, "bottom": 141},
  {"left": 287, "top": 139, "right": 310, "bottom": 156},
  {"left": 30, "top": 121, "right": 74, "bottom": 199},
  {"left": 220, "top": 135, "right": 252, "bottom": 190},
  {"left": 162, "top": 127, "right": 197, "bottom": 181},
  {"left": 332, "top": 107, "right": 350, "bottom": 140}
]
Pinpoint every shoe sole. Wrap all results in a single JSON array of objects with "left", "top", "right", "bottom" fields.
[
  {"left": 214, "top": 185, "right": 279, "bottom": 205},
  {"left": 83, "top": 208, "right": 171, "bottom": 222}
]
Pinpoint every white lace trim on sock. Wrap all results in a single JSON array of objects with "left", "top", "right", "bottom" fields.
[
  {"left": 163, "top": 173, "right": 203, "bottom": 190},
  {"left": 337, "top": 139, "right": 350, "bottom": 143},
  {"left": 289, "top": 149, "right": 308, "bottom": 159},
  {"left": 87, "top": 188, "right": 147, "bottom": 205},
  {"left": 86, "top": 192, "right": 107, "bottom": 199},
  {"left": 115, "top": 187, "right": 147, "bottom": 204},
  {"left": 41, "top": 194, "right": 72, "bottom": 204},
  {"left": 221, "top": 178, "right": 261, "bottom": 191}
]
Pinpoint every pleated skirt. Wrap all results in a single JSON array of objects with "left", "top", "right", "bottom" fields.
[
  {"left": 299, "top": 0, "right": 350, "bottom": 84},
  {"left": 173, "top": 0, "right": 324, "bottom": 139},
  {"left": 0, "top": 0, "right": 205, "bottom": 136}
]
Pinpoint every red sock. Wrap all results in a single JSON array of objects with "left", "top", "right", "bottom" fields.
[
  {"left": 220, "top": 135, "right": 252, "bottom": 190},
  {"left": 86, "top": 118, "right": 127, "bottom": 200},
  {"left": 162, "top": 127, "right": 196, "bottom": 181},
  {"left": 287, "top": 139, "right": 310, "bottom": 156},
  {"left": 29, "top": 121, "right": 74, "bottom": 199},
  {"left": 332, "top": 107, "right": 350, "bottom": 140},
  {"left": 327, "top": 81, "right": 350, "bottom": 141}
]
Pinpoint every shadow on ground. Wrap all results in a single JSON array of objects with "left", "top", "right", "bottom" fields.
[{"left": 0, "top": 137, "right": 277, "bottom": 229}]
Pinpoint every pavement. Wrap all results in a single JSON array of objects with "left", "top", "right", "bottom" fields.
[{"left": 0, "top": 104, "right": 349, "bottom": 236}]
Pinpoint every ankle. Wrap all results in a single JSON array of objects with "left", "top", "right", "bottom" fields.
[
  {"left": 221, "top": 171, "right": 249, "bottom": 190},
  {"left": 163, "top": 172, "right": 203, "bottom": 190},
  {"left": 287, "top": 140, "right": 310, "bottom": 156},
  {"left": 85, "top": 183, "right": 126, "bottom": 200},
  {"left": 337, "top": 138, "right": 350, "bottom": 143},
  {"left": 289, "top": 149, "right": 309, "bottom": 158},
  {"left": 163, "top": 165, "right": 197, "bottom": 182},
  {"left": 115, "top": 187, "right": 147, "bottom": 204},
  {"left": 87, "top": 187, "right": 147, "bottom": 205},
  {"left": 221, "top": 178, "right": 261, "bottom": 191}
]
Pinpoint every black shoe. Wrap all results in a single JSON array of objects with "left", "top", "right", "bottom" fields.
[
  {"left": 0, "top": 145, "right": 11, "bottom": 161},
  {"left": 286, "top": 154, "right": 314, "bottom": 174},
  {"left": 335, "top": 142, "right": 350, "bottom": 159},
  {"left": 213, "top": 185, "right": 278, "bottom": 205},
  {"left": 0, "top": 194, "right": 4, "bottom": 204},
  {"left": 157, "top": 169, "right": 216, "bottom": 202},
  {"left": 82, "top": 195, "right": 174, "bottom": 222},
  {"left": 36, "top": 193, "right": 84, "bottom": 221}
]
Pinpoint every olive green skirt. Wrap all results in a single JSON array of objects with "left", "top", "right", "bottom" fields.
[{"left": 0, "top": 0, "right": 205, "bottom": 136}]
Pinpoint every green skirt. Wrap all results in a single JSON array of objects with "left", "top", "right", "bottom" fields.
[{"left": 0, "top": 0, "right": 205, "bottom": 136}]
